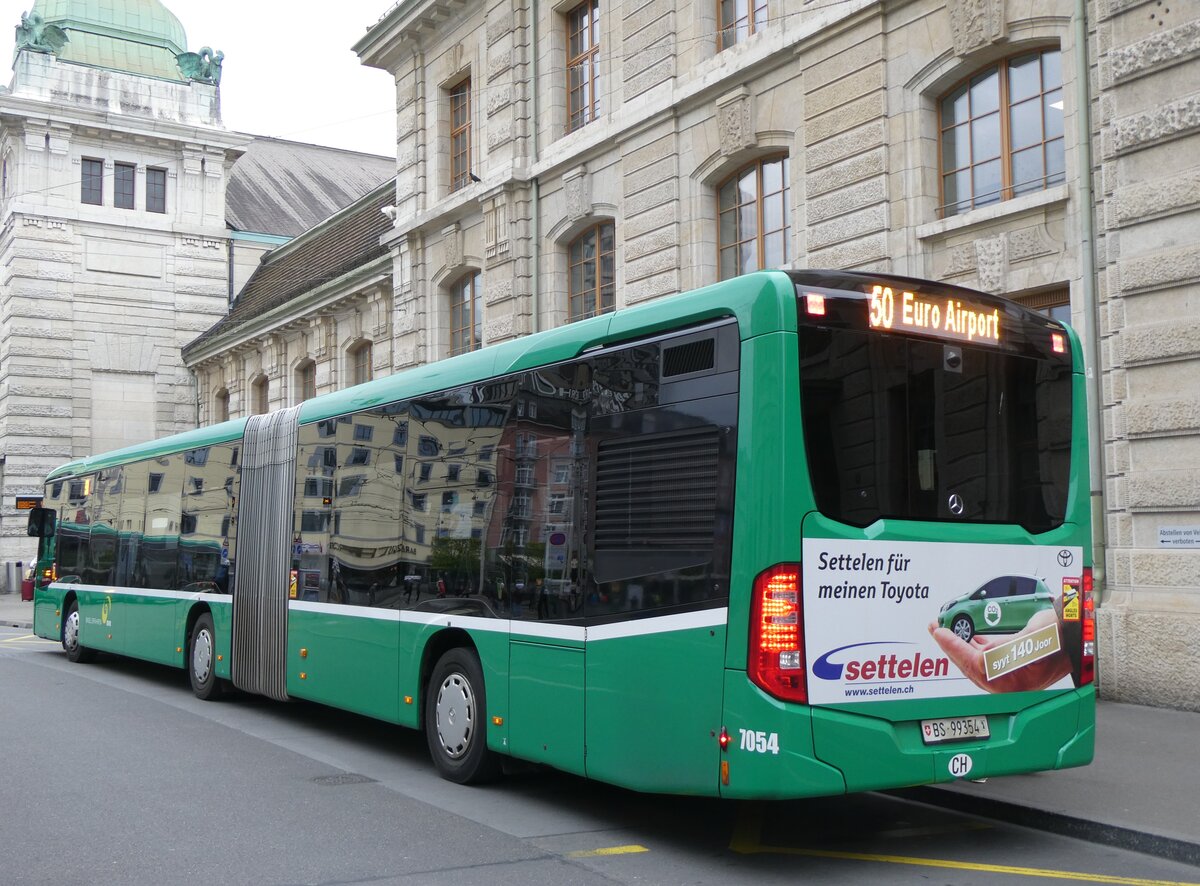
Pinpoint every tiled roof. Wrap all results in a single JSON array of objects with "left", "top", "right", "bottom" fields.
[
  {"left": 227, "top": 136, "right": 395, "bottom": 237},
  {"left": 184, "top": 184, "right": 394, "bottom": 359}
]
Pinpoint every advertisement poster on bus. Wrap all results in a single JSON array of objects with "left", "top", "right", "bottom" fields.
[{"left": 802, "top": 538, "right": 1084, "bottom": 705}]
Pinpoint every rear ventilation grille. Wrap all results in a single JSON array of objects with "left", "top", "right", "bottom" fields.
[
  {"left": 662, "top": 338, "right": 715, "bottom": 378},
  {"left": 594, "top": 426, "right": 720, "bottom": 550}
]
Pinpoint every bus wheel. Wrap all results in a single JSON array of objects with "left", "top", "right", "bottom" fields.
[
  {"left": 188, "top": 612, "right": 222, "bottom": 701},
  {"left": 62, "top": 601, "right": 95, "bottom": 664},
  {"left": 425, "top": 648, "right": 500, "bottom": 784},
  {"left": 951, "top": 615, "right": 975, "bottom": 642}
]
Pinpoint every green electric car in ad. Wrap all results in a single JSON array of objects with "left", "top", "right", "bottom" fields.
[{"left": 938, "top": 575, "right": 1056, "bottom": 641}]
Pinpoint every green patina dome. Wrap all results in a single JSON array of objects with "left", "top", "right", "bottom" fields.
[{"left": 29, "top": 0, "right": 193, "bottom": 81}]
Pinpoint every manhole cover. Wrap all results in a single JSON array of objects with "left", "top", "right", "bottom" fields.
[{"left": 312, "top": 773, "right": 376, "bottom": 786}]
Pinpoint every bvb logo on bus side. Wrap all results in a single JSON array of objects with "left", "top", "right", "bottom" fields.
[{"left": 100, "top": 595, "right": 113, "bottom": 627}]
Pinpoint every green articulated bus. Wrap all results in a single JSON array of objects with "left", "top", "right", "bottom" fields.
[{"left": 29, "top": 269, "right": 1096, "bottom": 797}]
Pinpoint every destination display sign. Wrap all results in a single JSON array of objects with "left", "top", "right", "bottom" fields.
[
  {"left": 15, "top": 496, "right": 43, "bottom": 510},
  {"left": 867, "top": 283, "right": 1002, "bottom": 345}
]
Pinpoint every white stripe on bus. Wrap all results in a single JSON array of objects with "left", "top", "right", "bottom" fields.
[{"left": 49, "top": 585, "right": 727, "bottom": 642}]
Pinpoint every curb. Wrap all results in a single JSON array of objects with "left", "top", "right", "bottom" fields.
[
  {"left": 3, "top": 621, "right": 33, "bottom": 630},
  {"left": 891, "top": 786, "right": 1200, "bottom": 868}
]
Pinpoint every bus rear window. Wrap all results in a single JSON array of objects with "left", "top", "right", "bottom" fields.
[{"left": 799, "top": 325, "right": 1072, "bottom": 533}]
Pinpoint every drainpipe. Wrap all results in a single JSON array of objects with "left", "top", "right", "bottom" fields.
[
  {"left": 530, "top": 2, "right": 540, "bottom": 334},
  {"left": 1074, "top": 0, "right": 1107, "bottom": 596}
]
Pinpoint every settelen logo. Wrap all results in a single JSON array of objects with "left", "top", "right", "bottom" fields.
[{"left": 812, "top": 641, "right": 950, "bottom": 682}]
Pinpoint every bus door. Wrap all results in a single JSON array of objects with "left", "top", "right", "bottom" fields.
[
  {"left": 582, "top": 322, "right": 739, "bottom": 794},
  {"left": 502, "top": 367, "right": 588, "bottom": 776}
]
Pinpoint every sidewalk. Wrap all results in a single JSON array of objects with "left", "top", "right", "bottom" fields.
[
  {"left": 905, "top": 698, "right": 1200, "bottom": 866},
  {"left": 1, "top": 590, "right": 1195, "bottom": 865},
  {"left": 0, "top": 593, "right": 33, "bottom": 629}
]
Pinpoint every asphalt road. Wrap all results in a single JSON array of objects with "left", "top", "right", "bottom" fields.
[{"left": 2, "top": 624, "right": 1197, "bottom": 886}]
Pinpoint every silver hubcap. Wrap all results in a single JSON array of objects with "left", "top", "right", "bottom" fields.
[
  {"left": 954, "top": 620, "right": 971, "bottom": 640},
  {"left": 192, "top": 628, "right": 213, "bottom": 684},
  {"left": 435, "top": 672, "right": 475, "bottom": 759},
  {"left": 63, "top": 609, "right": 79, "bottom": 651}
]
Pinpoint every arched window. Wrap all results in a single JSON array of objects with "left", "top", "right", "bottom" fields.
[
  {"left": 939, "top": 49, "right": 1064, "bottom": 217},
  {"left": 251, "top": 375, "right": 269, "bottom": 415},
  {"left": 295, "top": 359, "right": 316, "bottom": 404},
  {"left": 717, "top": 155, "right": 790, "bottom": 280},
  {"left": 214, "top": 388, "right": 230, "bottom": 423},
  {"left": 568, "top": 221, "right": 615, "bottom": 322},
  {"left": 349, "top": 341, "right": 372, "bottom": 386},
  {"left": 449, "top": 272, "right": 482, "bottom": 357}
]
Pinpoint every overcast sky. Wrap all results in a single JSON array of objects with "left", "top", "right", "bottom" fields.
[{"left": 2, "top": 0, "right": 398, "bottom": 157}]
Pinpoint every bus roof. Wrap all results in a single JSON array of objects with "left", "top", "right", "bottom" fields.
[{"left": 44, "top": 271, "right": 796, "bottom": 481}]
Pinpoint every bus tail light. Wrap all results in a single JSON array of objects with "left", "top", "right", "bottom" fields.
[
  {"left": 748, "top": 564, "right": 807, "bottom": 704},
  {"left": 1080, "top": 567, "right": 1095, "bottom": 685}
]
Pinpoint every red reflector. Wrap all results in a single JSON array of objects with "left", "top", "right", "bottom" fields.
[
  {"left": 1080, "top": 566, "right": 1096, "bottom": 686},
  {"left": 749, "top": 564, "right": 807, "bottom": 704},
  {"left": 718, "top": 727, "right": 730, "bottom": 751},
  {"left": 1051, "top": 332, "right": 1065, "bottom": 353},
  {"left": 805, "top": 293, "right": 826, "bottom": 316}
]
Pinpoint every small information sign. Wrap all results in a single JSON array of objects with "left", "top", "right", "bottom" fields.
[{"left": 1158, "top": 526, "right": 1200, "bottom": 549}]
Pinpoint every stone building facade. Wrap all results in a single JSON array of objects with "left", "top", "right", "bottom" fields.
[
  {"left": 0, "top": 1, "right": 247, "bottom": 566},
  {"left": 185, "top": 0, "right": 1199, "bottom": 709}
]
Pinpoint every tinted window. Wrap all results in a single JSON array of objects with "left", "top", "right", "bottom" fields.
[{"left": 799, "top": 326, "right": 1071, "bottom": 532}]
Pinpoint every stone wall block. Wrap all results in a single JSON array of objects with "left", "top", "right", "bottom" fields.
[
  {"left": 806, "top": 121, "right": 885, "bottom": 173},
  {"left": 486, "top": 11, "right": 513, "bottom": 45},
  {"left": 1121, "top": 320, "right": 1200, "bottom": 364},
  {"left": 623, "top": 269, "right": 680, "bottom": 304},
  {"left": 805, "top": 65, "right": 883, "bottom": 120},
  {"left": 623, "top": 156, "right": 676, "bottom": 197},
  {"left": 624, "top": 133, "right": 676, "bottom": 172},
  {"left": 1125, "top": 399, "right": 1200, "bottom": 436},
  {"left": 623, "top": 0, "right": 670, "bottom": 36},
  {"left": 1108, "top": 19, "right": 1200, "bottom": 85},
  {"left": 1110, "top": 94, "right": 1200, "bottom": 155},
  {"left": 806, "top": 149, "right": 885, "bottom": 197},
  {"left": 623, "top": 202, "right": 676, "bottom": 241},
  {"left": 807, "top": 177, "right": 887, "bottom": 225},
  {"left": 807, "top": 232, "right": 888, "bottom": 269},
  {"left": 1128, "top": 473, "right": 1200, "bottom": 510},
  {"left": 484, "top": 277, "right": 514, "bottom": 306},
  {"left": 624, "top": 228, "right": 677, "bottom": 263},
  {"left": 808, "top": 204, "right": 887, "bottom": 250},
  {"left": 1119, "top": 245, "right": 1200, "bottom": 294},
  {"left": 805, "top": 91, "right": 885, "bottom": 145},
  {"left": 487, "top": 48, "right": 513, "bottom": 82},
  {"left": 624, "top": 246, "right": 677, "bottom": 282},
  {"left": 1115, "top": 167, "right": 1200, "bottom": 224},
  {"left": 1130, "top": 550, "right": 1200, "bottom": 590},
  {"left": 624, "top": 58, "right": 675, "bottom": 102},
  {"left": 624, "top": 179, "right": 676, "bottom": 218}
]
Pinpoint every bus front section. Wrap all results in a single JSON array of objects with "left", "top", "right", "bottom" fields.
[{"left": 722, "top": 270, "right": 1094, "bottom": 799}]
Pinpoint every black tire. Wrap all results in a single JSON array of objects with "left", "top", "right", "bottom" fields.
[
  {"left": 61, "top": 600, "right": 96, "bottom": 663},
  {"left": 188, "top": 612, "right": 222, "bottom": 701},
  {"left": 951, "top": 614, "right": 975, "bottom": 642},
  {"left": 425, "top": 648, "right": 501, "bottom": 784}
]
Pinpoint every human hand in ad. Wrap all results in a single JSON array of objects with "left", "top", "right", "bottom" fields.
[{"left": 928, "top": 604, "right": 1073, "bottom": 693}]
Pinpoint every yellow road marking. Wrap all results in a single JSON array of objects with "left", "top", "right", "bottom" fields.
[
  {"left": 566, "top": 845, "right": 649, "bottom": 858},
  {"left": 759, "top": 848, "right": 1200, "bottom": 886},
  {"left": 1, "top": 634, "right": 54, "bottom": 644},
  {"left": 730, "top": 802, "right": 1198, "bottom": 886}
]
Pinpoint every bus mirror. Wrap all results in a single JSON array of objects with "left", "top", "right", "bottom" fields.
[{"left": 26, "top": 507, "right": 55, "bottom": 538}]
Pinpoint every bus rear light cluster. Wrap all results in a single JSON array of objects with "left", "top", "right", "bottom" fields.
[
  {"left": 748, "top": 564, "right": 807, "bottom": 704},
  {"left": 1080, "top": 567, "right": 1096, "bottom": 685}
]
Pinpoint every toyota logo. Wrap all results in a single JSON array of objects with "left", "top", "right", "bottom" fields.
[
  {"left": 1058, "top": 549, "right": 1074, "bottom": 567},
  {"left": 948, "top": 494, "right": 964, "bottom": 516}
]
